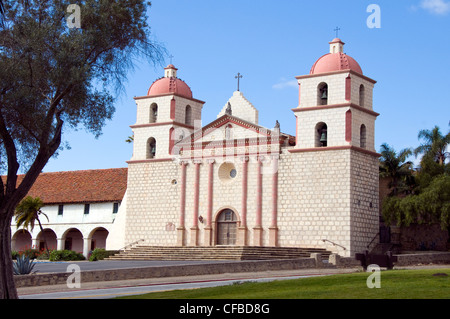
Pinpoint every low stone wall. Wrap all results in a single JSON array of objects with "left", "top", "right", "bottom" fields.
[
  {"left": 14, "top": 258, "right": 316, "bottom": 288},
  {"left": 330, "top": 251, "right": 450, "bottom": 268},
  {"left": 395, "top": 252, "right": 450, "bottom": 266}
]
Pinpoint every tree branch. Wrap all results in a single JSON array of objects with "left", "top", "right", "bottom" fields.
[{"left": 0, "top": 107, "right": 19, "bottom": 202}]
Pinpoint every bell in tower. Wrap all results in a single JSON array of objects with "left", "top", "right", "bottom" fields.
[{"left": 317, "top": 124, "right": 327, "bottom": 147}]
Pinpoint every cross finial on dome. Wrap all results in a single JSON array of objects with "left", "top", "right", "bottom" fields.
[{"left": 334, "top": 26, "right": 340, "bottom": 38}]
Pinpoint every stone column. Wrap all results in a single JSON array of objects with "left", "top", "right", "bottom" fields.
[
  {"left": 177, "top": 162, "right": 188, "bottom": 246},
  {"left": 204, "top": 159, "right": 215, "bottom": 246},
  {"left": 83, "top": 237, "right": 91, "bottom": 259},
  {"left": 57, "top": 237, "right": 65, "bottom": 251},
  {"left": 269, "top": 156, "right": 279, "bottom": 247},
  {"left": 253, "top": 156, "right": 263, "bottom": 246},
  {"left": 238, "top": 156, "right": 249, "bottom": 246},
  {"left": 32, "top": 237, "right": 39, "bottom": 250},
  {"left": 190, "top": 161, "right": 201, "bottom": 246}
]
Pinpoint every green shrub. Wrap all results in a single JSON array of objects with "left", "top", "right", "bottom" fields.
[
  {"left": 36, "top": 249, "right": 51, "bottom": 260},
  {"left": 49, "top": 250, "right": 85, "bottom": 261},
  {"left": 89, "top": 248, "right": 118, "bottom": 261}
]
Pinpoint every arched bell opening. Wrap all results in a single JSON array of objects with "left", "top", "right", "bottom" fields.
[
  {"left": 315, "top": 122, "right": 328, "bottom": 147},
  {"left": 317, "top": 82, "right": 328, "bottom": 106}
]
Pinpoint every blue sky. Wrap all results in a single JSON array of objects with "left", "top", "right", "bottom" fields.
[{"left": 44, "top": 0, "right": 450, "bottom": 172}]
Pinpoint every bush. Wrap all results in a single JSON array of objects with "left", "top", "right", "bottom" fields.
[
  {"left": 12, "top": 248, "right": 49, "bottom": 260},
  {"left": 89, "top": 248, "right": 118, "bottom": 261},
  {"left": 20, "top": 248, "right": 41, "bottom": 260},
  {"left": 36, "top": 249, "right": 52, "bottom": 260},
  {"left": 49, "top": 250, "right": 85, "bottom": 261}
]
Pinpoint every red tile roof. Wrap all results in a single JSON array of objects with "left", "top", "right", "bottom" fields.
[{"left": 6, "top": 168, "right": 128, "bottom": 205}]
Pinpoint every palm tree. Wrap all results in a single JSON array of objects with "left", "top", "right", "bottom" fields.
[
  {"left": 379, "top": 143, "right": 414, "bottom": 196},
  {"left": 414, "top": 125, "right": 450, "bottom": 166},
  {"left": 15, "top": 196, "right": 50, "bottom": 255}
]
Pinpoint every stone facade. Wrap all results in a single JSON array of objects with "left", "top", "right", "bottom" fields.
[{"left": 123, "top": 39, "right": 380, "bottom": 257}]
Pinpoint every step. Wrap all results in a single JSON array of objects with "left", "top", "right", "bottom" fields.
[{"left": 107, "top": 246, "right": 332, "bottom": 261}]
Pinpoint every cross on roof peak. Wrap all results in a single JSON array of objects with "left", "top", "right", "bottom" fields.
[{"left": 235, "top": 72, "right": 243, "bottom": 91}]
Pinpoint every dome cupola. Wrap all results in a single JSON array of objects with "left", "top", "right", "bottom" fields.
[
  {"left": 309, "top": 38, "right": 363, "bottom": 75},
  {"left": 147, "top": 64, "right": 193, "bottom": 99}
]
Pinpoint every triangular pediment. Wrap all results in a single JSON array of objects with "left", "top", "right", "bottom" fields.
[{"left": 179, "top": 114, "right": 276, "bottom": 146}]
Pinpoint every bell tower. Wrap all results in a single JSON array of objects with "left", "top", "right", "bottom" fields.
[
  {"left": 130, "top": 65, "right": 205, "bottom": 161},
  {"left": 289, "top": 38, "right": 380, "bottom": 257},
  {"left": 293, "top": 38, "right": 378, "bottom": 151}
]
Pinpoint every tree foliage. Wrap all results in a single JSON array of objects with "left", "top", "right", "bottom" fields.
[
  {"left": 414, "top": 125, "right": 450, "bottom": 166},
  {"left": 382, "top": 174, "right": 450, "bottom": 229},
  {"left": 0, "top": 0, "right": 164, "bottom": 299},
  {"left": 14, "top": 196, "right": 46, "bottom": 232},
  {"left": 381, "top": 125, "right": 450, "bottom": 230},
  {"left": 379, "top": 143, "right": 414, "bottom": 196}
]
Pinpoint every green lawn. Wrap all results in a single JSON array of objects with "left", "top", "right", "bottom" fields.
[{"left": 118, "top": 268, "right": 450, "bottom": 299}]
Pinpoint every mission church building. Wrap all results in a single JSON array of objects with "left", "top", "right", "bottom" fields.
[
  {"left": 10, "top": 38, "right": 380, "bottom": 258},
  {"left": 123, "top": 38, "right": 380, "bottom": 257}
]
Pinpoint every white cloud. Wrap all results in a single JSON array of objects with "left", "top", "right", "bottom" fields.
[
  {"left": 420, "top": 0, "right": 450, "bottom": 15},
  {"left": 272, "top": 78, "right": 298, "bottom": 90}
]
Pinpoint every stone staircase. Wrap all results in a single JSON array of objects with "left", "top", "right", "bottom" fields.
[{"left": 107, "top": 246, "right": 332, "bottom": 261}]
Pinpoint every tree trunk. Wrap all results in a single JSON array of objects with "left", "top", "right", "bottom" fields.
[{"left": 0, "top": 212, "right": 18, "bottom": 299}]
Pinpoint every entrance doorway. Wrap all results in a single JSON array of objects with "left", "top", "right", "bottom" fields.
[{"left": 216, "top": 209, "right": 237, "bottom": 245}]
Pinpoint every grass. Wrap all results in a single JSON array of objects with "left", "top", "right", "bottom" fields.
[{"left": 118, "top": 268, "right": 450, "bottom": 299}]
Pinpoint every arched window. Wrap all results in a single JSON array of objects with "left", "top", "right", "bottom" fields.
[
  {"left": 185, "top": 105, "right": 192, "bottom": 126},
  {"left": 317, "top": 82, "right": 328, "bottom": 106},
  {"left": 147, "top": 137, "right": 156, "bottom": 159},
  {"left": 150, "top": 103, "right": 158, "bottom": 123},
  {"left": 360, "top": 125, "right": 367, "bottom": 148},
  {"left": 359, "top": 84, "right": 365, "bottom": 107},
  {"left": 315, "top": 122, "right": 328, "bottom": 147}
]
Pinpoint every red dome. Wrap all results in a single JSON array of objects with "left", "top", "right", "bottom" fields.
[
  {"left": 310, "top": 52, "right": 363, "bottom": 75},
  {"left": 147, "top": 77, "right": 193, "bottom": 98}
]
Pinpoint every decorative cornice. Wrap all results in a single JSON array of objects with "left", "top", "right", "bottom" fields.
[
  {"left": 130, "top": 121, "right": 195, "bottom": 130},
  {"left": 291, "top": 102, "right": 379, "bottom": 117},
  {"left": 295, "top": 69, "right": 376, "bottom": 84},
  {"left": 126, "top": 158, "right": 174, "bottom": 164},
  {"left": 288, "top": 145, "right": 381, "bottom": 157},
  {"left": 134, "top": 93, "right": 205, "bottom": 104}
]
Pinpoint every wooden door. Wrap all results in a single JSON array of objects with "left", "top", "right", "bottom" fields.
[{"left": 216, "top": 209, "right": 237, "bottom": 245}]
